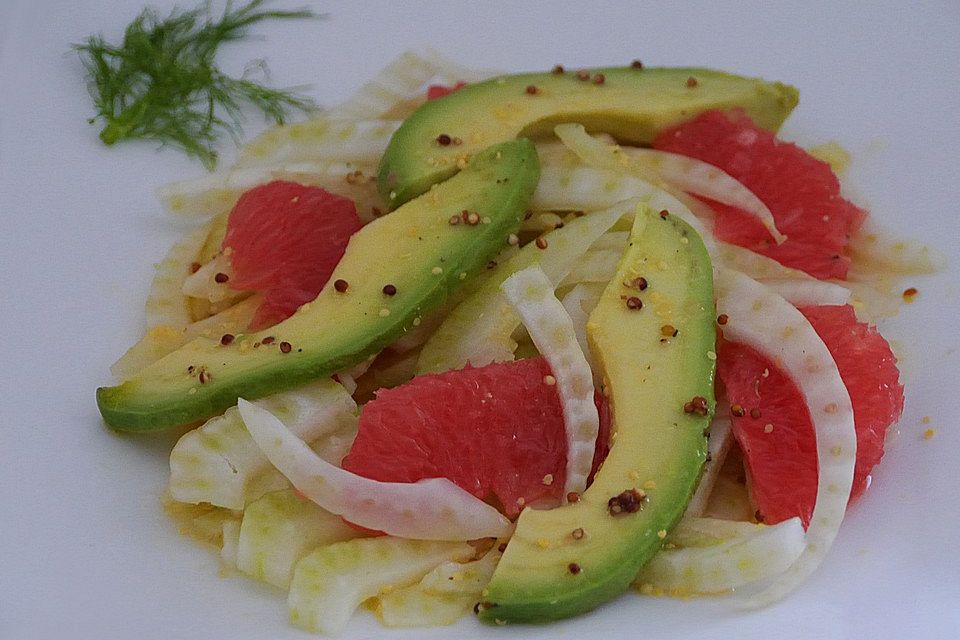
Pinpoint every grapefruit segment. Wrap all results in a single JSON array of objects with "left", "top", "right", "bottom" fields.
[
  {"left": 342, "top": 357, "right": 610, "bottom": 518},
  {"left": 653, "top": 110, "right": 866, "bottom": 280},
  {"left": 718, "top": 304, "right": 903, "bottom": 527},
  {"left": 222, "top": 180, "right": 363, "bottom": 331}
]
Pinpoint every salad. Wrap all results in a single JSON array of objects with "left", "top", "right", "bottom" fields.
[{"left": 97, "top": 51, "right": 942, "bottom": 634}]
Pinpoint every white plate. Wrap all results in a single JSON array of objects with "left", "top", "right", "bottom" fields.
[{"left": 2, "top": 1, "right": 959, "bottom": 638}]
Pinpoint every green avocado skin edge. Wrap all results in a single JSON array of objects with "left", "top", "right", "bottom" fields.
[
  {"left": 378, "top": 66, "right": 799, "bottom": 207},
  {"left": 97, "top": 139, "right": 540, "bottom": 432}
]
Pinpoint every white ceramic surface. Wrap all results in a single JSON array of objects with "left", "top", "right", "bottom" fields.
[{"left": 2, "top": 1, "right": 959, "bottom": 638}]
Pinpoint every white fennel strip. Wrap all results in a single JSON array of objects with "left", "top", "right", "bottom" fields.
[
  {"left": 714, "top": 268, "right": 857, "bottom": 607},
  {"left": 237, "top": 118, "right": 401, "bottom": 168},
  {"left": 554, "top": 123, "right": 783, "bottom": 242},
  {"left": 237, "top": 489, "right": 360, "bottom": 589},
  {"left": 636, "top": 517, "right": 806, "bottom": 595},
  {"left": 237, "top": 399, "right": 512, "bottom": 540},
  {"left": 111, "top": 295, "right": 259, "bottom": 381},
  {"left": 558, "top": 248, "right": 622, "bottom": 287},
  {"left": 416, "top": 200, "right": 631, "bottom": 374},
  {"left": 686, "top": 412, "right": 735, "bottom": 517},
  {"left": 758, "top": 278, "right": 851, "bottom": 306},
  {"left": 620, "top": 146, "right": 783, "bottom": 243},
  {"left": 718, "top": 242, "right": 818, "bottom": 280},
  {"left": 144, "top": 223, "right": 210, "bottom": 329},
  {"left": 157, "top": 160, "right": 379, "bottom": 220},
  {"left": 560, "top": 282, "right": 605, "bottom": 365},
  {"left": 848, "top": 218, "right": 947, "bottom": 274},
  {"left": 181, "top": 252, "right": 247, "bottom": 305},
  {"left": 501, "top": 265, "right": 599, "bottom": 499},
  {"left": 288, "top": 537, "right": 474, "bottom": 635},
  {"left": 220, "top": 519, "right": 241, "bottom": 569},
  {"left": 377, "top": 549, "right": 502, "bottom": 628},
  {"left": 421, "top": 47, "right": 502, "bottom": 83},
  {"left": 534, "top": 165, "right": 659, "bottom": 210},
  {"left": 534, "top": 162, "right": 718, "bottom": 257},
  {"left": 168, "top": 380, "right": 357, "bottom": 510},
  {"left": 326, "top": 50, "right": 445, "bottom": 119}
]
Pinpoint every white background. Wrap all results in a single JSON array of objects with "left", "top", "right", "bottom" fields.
[{"left": 1, "top": 1, "right": 959, "bottom": 638}]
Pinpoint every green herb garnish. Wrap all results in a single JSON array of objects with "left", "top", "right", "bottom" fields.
[{"left": 75, "top": 0, "right": 319, "bottom": 168}]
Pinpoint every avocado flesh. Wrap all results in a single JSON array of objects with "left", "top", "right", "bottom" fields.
[
  {"left": 378, "top": 66, "right": 798, "bottom": 206},
  {"left": 479, "top": 206, "right": 716, "bottom": 623},
  {"left": 97, "top": 140, "right": 540, "bottom": 432}
]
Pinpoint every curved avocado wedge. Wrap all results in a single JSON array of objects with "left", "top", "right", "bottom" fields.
[
  {"left": 98, "top": 139, "right": 540, "bottom": 432},
  {"left": 378, "top": 66, "right": 798, "bottom": 207},
  {"left": 479, "top": 205, "right": 716, "bottom": 623}
]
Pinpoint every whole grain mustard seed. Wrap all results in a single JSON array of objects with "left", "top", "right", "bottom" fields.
[
  {"left": 535, "top": 237, "right": 549, "bottom": 250},
  {"left": 625, "top": 296, "right": 643, "bottom": 310},
  {"left": 750, "top": 408, "right": 762, "bottom": 419},
  {"left": 717, "top": 313, "right": 729, "bottom": 325},
  {"left": 382, "top": 284, "right": 397, "bottom": 296},
  {"left": 902, "top": 287, "right": 918, "bottom": 302},
  {"left": 448, "top": 214, "right": 461, "bottom": 225},
  {"left": 575, "top": 69, "right": 590, "bottom": 81},
  {"left": 764, "top": 423, "right": 775, "bottom": 433},
  {"left": 592, "top": 72, "right": 606, "bottom": 85},
  {"left": 214, "top": 272, "right": 229, "bottom": 283},
  {"left": 571, "top": 527, "right": 585, "bottom": 540},
  {"left": 659, "top": 209, "right": 670, "bottom": 220},
  {"left": 543, "top": 374, "right": 557, "bottom": 386},
  {"left": 525, "top": 84, "right": 539, "bottom": 95},
  {"left": 631, "top": 59, "right": 644, "bottom": 69},
  {"left": 552, "top": 64, "right": 565, "bottom": 74},
  {"left": 731, "top": 404, "right": 746, "bottom": 417},
  {"left": 219, "top": 333, "right": 235, "bottom": 346},
  {"left": 542, "top": 473, "right": 554, "bottom": 486},
  {"left": 436, "top": 133, "right": 452, "bottom": 146},
  {"left": 279, "top": 341, "right": 292, "bottom": 353},
  {"left": 568, "top": 563, "right": 582, "bottom": 575},
  {"left": 333, "top": 279, "right": 349, "bottom": 293},
  {"left": 686, "top": 76, "right": 699, "bottom": 88},
  {"left": 608, "top": 488, "right": 646, "bottom": 515},
  {"left": 567, "top": 491, "right": 581, "bottom": 503},
  {"left": 660, "top": 324, "right": 678, "bottom": 338}
]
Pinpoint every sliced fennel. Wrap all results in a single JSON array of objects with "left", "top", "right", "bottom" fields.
[
  {"left": 168, "top": 379, "right": 357, "bottom": 510},
  {"left": 181, "top": 252, "right": 246, "bottom": 305},
  {"left": 237, "top": 489, "right": 360, "bottom": 588},
  {"left": 558, "top": 248, "right": 622, "bottom": 287},
  {"left": 636, "top": 517, "right": 806, "bottom": 595},
  {"left": 686, "top": 412, "right": 735, "bottom": 517},
  {"left": 157, "top": 160, "right": 382, "bottom": 222},
  {"left": 759, "top": 278, "right": 851, "bottom": 306},
  {"left": 376, "top": 549, "right": 502, "bottom": 627},
  {"left": 288, "top": 537, "right": 475, "bottom": 635},
  {"left": 111, "top": 295, "right": 260, "bottom": 381},
  {"left": 237, "top": 399, "right": 512, "bottom": 540},
  {"left": 501, "top": 265, "right": 599, "bottom": 498},
  {"left": 221, "top": 519, "right": 241, "bottom": 568},
  {"left": 532, "top": 163, "right": 718, "bottom": 257},
  {"left": 618, "top": 146, "right": 783, "bottom": 243},
  {"left": 848, "top": 218, "right": 946, "bottom": 275},
  {"left": 560, "top": 283, "right": 605, "bottom": 366},
  {"left": 416, "top": 199, "right": 632, "bottom": 374},
  {"left": 714, "top": 268, "right": 857, "bottom": 607},
  {"left": 236, "top": 118, "right": 401, "bottom": 168},
  {"left": 144, "top": 223, "right": 210, "bottom": 329},
  {"left": 553, "top": 123, "right": 782, "bottom": 242}
]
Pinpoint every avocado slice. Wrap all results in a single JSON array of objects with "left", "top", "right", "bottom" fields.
[
  {"left": 97, "top": 140, "right": 540, "bottom": 432},
  {"left": 479, "top": 205, "right": 716, "bottom": 623},
  {"left": 378, "top": 66, "right": 798, "bottom": 207}
]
